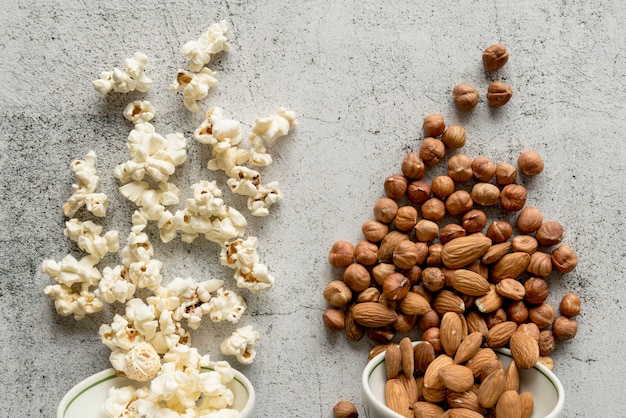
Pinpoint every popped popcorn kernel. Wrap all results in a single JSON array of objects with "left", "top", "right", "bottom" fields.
[
  {"left": 220, "top": 325, "right": 260, "bottom": 365},
  {"left": 123, "top": 100, "right": 155, "bottom": 124},
  {"left": 93, "top": 52, "right": 152, "bottom": 95},
  {"left": 124, "top": 341, "right": 161, "bottom": 382},
  {"left": 63, "top": 151, "right": 109, "bottom": 218},
  {"left": 169, "top": 68, "right": 218, "bottom": 112},
  {"left": 221, "top": 237, "right": 275, "bottom": 293},
  {"left": 248, "top": 107, "right": 297, "bottom": 167},
  {"left": 208, "top": 287, "right": 246, "bottom": 323},
  {"left": 64, "top": 219, "right": 119, "bottom": 260},
  {"left": 180, "top": 20, "right": 230, "bottom": 72}
]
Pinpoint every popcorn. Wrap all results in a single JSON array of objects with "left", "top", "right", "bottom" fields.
[
  {"left": 248, "top": 107, "right": 297, "bottom": 167},
  {"left": 95, "top": 265, "right": 136, "bottom": 304},
  {"left": 221, "top": 237, "right": 275, "bottom": 293},
  {"left": 119, "top": 181, "right": 181, "bottom": 222},
  {"left": 120, "top": 230, "right": 154, "bottom": 266},
  {"left": 208, "top": 288, "right": 246, "bottom": 323},
  {"left": 225, "top": 166, "right": 260, "bottom": 197},
  {"left": 92, "top": 52, "right": 152, "bottom": 94},
  {"left": 124, "top": 342, "right": 161, "bottom": 382},
  {"left": 64, "top": 219, "right": 119, "bottom": 260},
  {"left": 123, "top": 100, "right": 155, "bottom": 124},
  {"left": 169, "top": 68, "right": 218, "bottom": 112},
  {"left": 195, "top": 107, "right": 243, "bottom": 147},
  {"left": 63, "top": 151, "right": 109, "bottom": 218},
  {"left": 180, "top": 20, "right": 230, "bottom": 72},
  {"left": 220, "top": 325, "right": 260, "bottom": 365},
  {"left": 43, "top": 284, "right": 103, "bottom": 320},
  {"left": 247, "top": 180, "right": 283, "bottom": 217}
]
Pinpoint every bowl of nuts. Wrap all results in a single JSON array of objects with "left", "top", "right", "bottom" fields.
[{"left": 361, "top": 340, "right": 564, "bottom": 418}]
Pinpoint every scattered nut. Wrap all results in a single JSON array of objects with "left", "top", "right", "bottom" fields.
[
  {"left": 486, "top": 81, "right": 512, "bottom": 107},
  {"left": 516, "top": 206, "right": 543, "bottom": 233},
  {"left": 536, "top": 221, "right": 564, "bottom": 247},
  {"left": 447, "top": 154, "right": 473, "bottom": 182},
  {"left": 482, "top": 43, "right": 509, "bottom": 71},
  {"left": 499, "top": 184, "right": 527, "bottom": 212},
  {"left": 431, "top": 175, "right": 455, "bottom": 199},
  {"left": 323, "top": 308, "right": 345, "bottom": 331},
  {"left": 329, "top": 241, "right": 355, "bottom": 268},
  {"left": 552, "top": 316, "right": 578, "bottom": 340},
  {"left": 472, "top": 157, "right": 496, "bottom": 182},
  {"left": 423, "top": 114, "right": 446, "bottom": 137},
  {"left": 453, "top": 83, "right": 480, "bottom": 111},
  {"left": 517, "top": 150, "right": 544, "bottom": 175},
  {"left": 407, "top": 180, "right": 431, "bottom": 205},
  {"left": 401, "top": 152, "right": 425, "bottom": 180},
  {"left": 420, "top": 137, "right": 446, "bottom": 166},
  {"left": 442, "top": 125, "right": 467, "bottom": 148},
  {"left": 559, "top": 293, "right": 581, "bottom": 317},
  {"left": 384, "top": 174, "right": 408, "bottom": 200},
  {"left": 333, "top": 400, "right": 358, "bottom": 418},
  {"left": 495, "top": 163, "right": 517, "bottom": 185},
  {"left": 551, "top": 244, "right": 578, "bottom": 273},
  {"left": 323, "top": 280, "right": 353, "bottom": 307}
]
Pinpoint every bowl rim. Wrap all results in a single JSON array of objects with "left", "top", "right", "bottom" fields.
[
  {"left": 361, "top": 342, "right": 565, "bottom": 418},
  {"left": 57, "top": 366, "right": 255, "bottom": 418}
]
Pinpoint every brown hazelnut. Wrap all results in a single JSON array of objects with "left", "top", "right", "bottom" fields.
[
  {"left": 357, "top": 287, "right": 381, "bottom": 303},
  {"left": 536, "top": 221, "right": 564, "bottom": 247},
  {"left": 552, "top": 316, "right": 578, "bottom": 340},
  {"left": 486, "top": 308, "right": 508, "bottom": 329},
  {"left": 415, "top": 219, "right": 439, "bottom": 242},
  {"left": 405, "top": 265, "right": 423, "bottom": 286},
  {"left": 418, "top": 310, "right": 440, "bottom": 332},
  {"left": 486, "top": 221, "right": 513, "bottom": 243},
  {"left": 378, "top": 231, "right": 409, "bottom": 263},
  {"left": 373, "top": 197, "right": 399, "bottom": 224},
  {"left": 507, "top": 301, "right": 529, "bottom": 324},
  {"left": 421, "top": 267, "right": 445, "bottom": 292},
  {"left": 528, "top": 303, "right": 556, "bottom": 329},
  {"left": 500, "top": 184, "right": 527, "bottom": 212},
  {"left": 419, "top": 137, "right": 446, "bottom": 166},
  {"left": 323, "top": 308, "right": 345, "bottom": 331},
  {"left": 421, "top": 198, "right": 446, "bottom": 221},
  {"left": 427, "top": 243, "right": 443, "bottom": 267},
  {"left": 538, "top": 330, "right": 556, "bottom": 356},
  {"left": 472, "top": 157, "right": 496, "bottom": 182},
  {"left": 323, "top": 280, "right": 353, "bottom": 307},
  {"left": 423, "top": 113, "right": 446, "bottom": 137},
  {"left": 517, "top": 150, "right": 544, "bottom": 175},
  {"left": 431, "top": 175, "right": 455, "bottom": 199},
  {"left": 361, "top": 220, "right": 389, "bottom": 243},
  {"left": 354, "top": 240, "right": 378, "bottom": 266},
  {"left": 517, "top": 206, "right": 543, "bottom": 233},
  {"left": 442, "top": 125, "right": 467, "bottom": 149},
  {"left": 527, "top": 251, "right": 553, "bottom": 277},
  {"left": 394, "top": 205, "right": 418, "bottom": 232},
  {"left": 393, "top": 240, "right": 421, "bottom": 269},
  {"left": 422, "top": 327, "right": 442, "bottom": 353},
  {"left": 445, "top": 190, "right": 474, "bottom": 216},
  {"left": 482, "top": 43, "right": 509, "bottom": 71},
  {"left": 407, "top": 180, "right": 431, "bottom": 204},
  {"left": 511, "top": 235, "right": 538, "bottom": 254},
  {"left": 368, "top": 326, "right": 395, "bottom": 343},
  {"left": 524, "top": 277, "right": 549, "bottom": 305},
  {"left": 414, "top": 242, "right": 429, "bottom": 265},
  {"left": 333, "top": 400, "right": 359, "bottom": 418},
  {"left": 393, "top": 312, "right": 418, "bottom": 333},
  {"left": 439, "top": 223, "right": 467, "bottom": 245},
  {"left": 401, "top": 152, "right": 426, "bottom": 180},
  {"left": 551, "top": 245, "right": 578, "bottom": 273},
  {"left": 471, "top": 182, "right": 500, "bottom": 206},
  {"left": 372, "top": 263, "right": 396, "bottom": 286},
  {"left": 516, "top": 322, "right": 540, "bottom": 341},
  {"left": 448, "top": 154, "right": 473, "bottom": 182},
  {"left": 495, "top": 163, "right": 517, "bottom": 185},
  {"left": 343, "top": 263, "right": 371, "bottom": 292},
  {"left": 453, "top": 83, "right": 480, "bottom": 111},
  {"left": 559, "top": 293, "right": 581, "bottom": 317},
  {"left": 383, "top": 272, "right": 411, "bottom": 300},
  {"left": 328, "top": 240, "right": 354, "bottom": 267},
  {"left": 462, "top": 209, "right": 487, "bottom": 233},
  {"left": 486, "top": 82, "right": 512, "bottom": 107},
  {"left": 384, "top": 174, "right": 408, "bottom": 200}
]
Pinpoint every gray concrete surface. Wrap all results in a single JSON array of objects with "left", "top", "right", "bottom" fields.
[{"left": 1, "top": 0, "right": 625, "bottom": 417}]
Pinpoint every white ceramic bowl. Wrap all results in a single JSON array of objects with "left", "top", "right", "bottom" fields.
[
  {"left": 362, "top": 344, "right": 564, "bottom": 418},
  {"left": 57, "top": 367, "right": 255, "bottom": 418}
]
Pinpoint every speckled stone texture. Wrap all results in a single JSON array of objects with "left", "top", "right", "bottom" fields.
[{"left": 1, "top": 0, "right": 625, "bottom": 417}]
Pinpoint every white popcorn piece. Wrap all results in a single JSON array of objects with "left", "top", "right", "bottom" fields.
[
  {"left": 225, "top": 166, "right": 260, "bottom": 197},
  {"left": 247, "top": 180, "right": 283, "bottom": 217},
  {"left": 42, "top": 254, "right": 102, "bottom": 288},
  {"left": 64, "top": 219, "right": 120, "bottom": 260},
  {"left": 220, "top": 325, "right": 260, "bottom": 365},
  {"left": 119, "top": 181, "right": 181, "bottom": 222},
  {"left": 221, "top": 237, "right": 275, "bottom": 293},
  {"left": 124, "top": 341, "right": 161, "bottom": 382},
  {"left": 95, "top": 265, "right": 136, "bottom": 304},
  {"left": 63, "top": 151, "right": 109, "bottom": 218},
  {"left": 102, "top": 385, "right": 137, "bottom": 417},
  {"left": 123, "top": 100, "right": 155, "bottom": 124},
  {"left": 120, "top": 230, "right": 154, "bottom": 267},
  {"left": 125, "top": 298, "right": 159, "bottom": 341},
  {"left": 157, "top": 210, "right": 177, "bottom": 243},
  {"left": 169, "top": 68, "right": 218, "bottom": 112},
  {"left": 248, "top": 107, "right": 297, "bottom": 166},
  {"left": 195, "top": 107, "right": 243, "bottom": 147},
  {"left": 93, "top": 52, "right": 152, "bottom": 95},
  {"left": 100, "top": 314, "right": 141, "bottom": 352},
  {"left": 180, "top": 20, "right": 230, "bottom": 72},
  {"left": 208, "top": 287, "right": 246, "bottom": 323},
  {"left": 207, "top": 143, "right": 250, "bottom": 176},
  {"left": 43, "top": 284, "right": 104, "bottom": 320}
]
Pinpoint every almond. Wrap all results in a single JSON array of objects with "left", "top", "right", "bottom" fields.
[
  {"left": 442, "top": 408, "right": 485, "bottom": 418},
  {"left": 520, "top": 391, "right": 534, "bottom": 418},
  {"left": 369, "top": 343, "right": 392, "bottom": 360},
  {"left": 397, "top": 373, "right": 418, "bottom": 404},
  {"left": 441, "top": 235, "right": 492, "bottom": 268},
  {"left": 477, "top": 368, "right": 505, "bottom": 408},
  {"left": 489, "top": 252, "right": 530, "bottom": 283},
  {"left": 423, "top": 353, "right": 453, "bottom": 390},
  {"left": 432, "top": 289, "right": 465, "bottom": 315},
  {"left": 351, "top": 302, "right": 398, "bottom": 327},
  {"left": 422, "top": 386, "right": 447, "bottom": 403},
  {"left": 438, "top": 364, "right": 474, "bottom": 392},
  {"left": 344, "top": 304, "right": 365, "bottom": 341},
  {"left": 486, "top": 321, "right": 518, "bottom": 348},
  {"left": 466, "top": 310, "right": 489, "bottom": 337},
  {"left": 399, "top": 337, "right": 414, "bottom": 378},
  {"left": 466, "top": 348, "right": 497, "bottom": 377},
  {"left": 440, "top": 312, "right": 464, "bottom": 356},
  {"left": 413, "top": 401, "right": 445, "bottom": 418},
  {"left": 385, "top": 378, "right": 410, "bottom": 416},
  {"left": 414, "top": 340, "right": 436, "bottom": 373},
  {"left": 399, "top": 291, "right": 431, "bottom": 315},
  {"left": 495, "top": 278, "right": 525, "bottom": 300},
  {"left": 510, "top": 332, "right": 540, "bottom": 369},
  {"left": 454, "top": 331, "right": 484, "bottom": 364},
  {"left": 495, "top": 390, "right": 522, "bottom": 418},
  {"left": 450, "top": 269, "right": 491, "bottom": 296},
  {"left": 385, "top": 343, "right": 401, "bottom": 379},
  {"left": 445, "top": 390, "right": 485, "bottom": 415},
  {"left": 378, "top": 231, "right": 409, "bottom": 263},
  {"left": 504, "top": 360, "right": 520, "bottom": 392},
  {"left": 474, "top": 284, "right": 504, "bottom": 313},
  {"left": 481, "top": 241, "right": 511, "bottom": 264}
]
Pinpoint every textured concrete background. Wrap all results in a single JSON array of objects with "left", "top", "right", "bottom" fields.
[{"left": 1, "top": 0, "right": 625, "bottom": 417}]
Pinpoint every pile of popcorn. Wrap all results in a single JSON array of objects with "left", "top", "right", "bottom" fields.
[{"left": 42, "top": 20, "right": 295, "bottom": 417}]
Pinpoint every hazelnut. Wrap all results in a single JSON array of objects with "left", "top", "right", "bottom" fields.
[
  {"left": 417, "top": 310, "right": 440, "bottom": 331},
  {"left": 405, "top": 265, "right": 423, "bottom": 285},
  {"left": 495, "top": 163, "right": 517, "bottom": 185},
  {"left": 415, "top": 219, "right": 439, "bottom": 242},
  {"left": 378, "top": 231, "right": 409, "bottom": 263},
  {"left": 516, "top": 322, "right": 540, "bottom": 341},
  {"left": 343, "top": 263, "right": 371, "bottom": 292},
  {"left": 383, "top": 272, "right": 411, "bottom": 300},
  {"left": 333, "top": 400, "right": 358, "bottom": 418},
  {"left": 551, "top": 245, "right": 578, "bottom": 273},
  {"left": 373, "top": 197, "right": 399, "bottom": 224},
  {"left": 453, "top": 83, "right": 480, "bottom": 111},
  {"left": 422, "top": 327, "right": 442, "bottom": 353},
  {"left": 427, "top": 243, "right": 443, "bottom": 267},
  {"left": 421, "top": 198, "right": 446, "bottom": 221},
  {"left": 393, "top": 312, "right": 418, "bottom": 333},
  {"left": 422, "top": 267, "right": 445, "bottom": 292},
  {"left": 328, "top": 240, "right": 354, "bottom": 268},
  {"left": 507, "top": 301, "right": 529, "bottom": 324},
  {"left": 323, "top": 308, "right": 345, "bottom": 331},
  {"left": 445, "top": 190, "right": 474, "bottom": 215},
  {"left": 462, "top": 209, "right": 487, "bottom": 233},
  {"left": 442, "top": 125, "right": 467, "bottom": 149},
  {"left": 536, "top": 221, "right": 564, "bottom": 247},
  {"left": 354, "top": 240, "right": 378, "bottom": 266},
  {"left": 401, "top": 152, "right": 426, "bottom": 180},
  {"left": 471, "top": 182, "right": 500, "bottom": 206},
  {"left": 527, "top": 251, "right": 553, "bottom": 277},
  {"left": 524, "top": 277, "right": 549, "bottom": 305},
  {"left": 394, "top": 205, "right": 418, "bottom": 232},
  {"left": 486, "top": 82, "right": 512, "bottom": 107},
  {"left": 538, "top": 330, "right": 556, "bottom": 356},
  {"left": 431, "top": 175, "right": 455, "bottom": 199},
  {"left": 517, "top": 150, "right": 544, "bottom": 175},
  {"left": 552, "top": 316, "right": 578, "bottom": 340},
  {"left": 407, "top": 180, "right": 432, "bottom": 204},
  {"left": 448, "top": 154, "right": 473, "bottom": 182},
  {"left": 357, "top": 287, "right": 380, "bottom": 303},
  {"left": 472, "top": 157, "right": 496, "bottom": 182},
  {"left": 368, "top": 326, "right": 395, "bottom": 343},
  {"left": 361, "top": 220, "right": 389, "bottom": 243},
  {"left": 419, "top": 137, "right": 446, "bottom": 166},
  {"left": 486, "top": 221, "right": 513, "bottom": 243},
  {"left": 528, "top": 303, "right": 556, "bottom": 329},
  {"left": 439, "top": 223, "right": 467, "bottom": 245},
  {"left": 384, "top": 174, "right": 408, "bottom": 200},
  {"left": 517, "top": 206, "right": 543, "bottom": 233},
  {"left": 393, "top": 240, "right": 421, "bottom": 269},
  {"left": 482, "top": 43, "right": 509, "bottom": 71},
  {"left": 500, "top": 184, "right": 527, "bottom": 211},
  {"left": 511, "top": 235, "right": 538, "bottom": 254},
  {"left": 372, "top": 263, "right": 396, "bottom": 286},
  {"left": 423, "top": 113, "right": 446, "bottom": 137},
  {"left": 486, "top": 308, "right": 507, "bottom": 329},
  {"left": 413, "top": 242, "right": 429, "bottom": 265},
  {"left": 323, "top": 280, "right": 353, "bottom": 307},
  {"left": 559, "top": 293, "right": 581, "bottom": 317}
]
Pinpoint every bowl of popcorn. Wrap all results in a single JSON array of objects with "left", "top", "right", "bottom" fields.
[{"left": 361, "top": 340, "right": 564, "bottom": 418}]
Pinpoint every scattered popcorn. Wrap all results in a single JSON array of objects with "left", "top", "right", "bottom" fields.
[
  {"left": 120, "top": 230, "right": 154, "bottom": 267},
  {"left": 195, "top": 107, "right": 243, "bottom": 147},
  {"left": 95, "top": 265, "right": 136, "bottom": 304},
  {"left": 64, "top": 219, "right": 119, "bottom": 260},
  {"left": 226, "top": 166, "right": 260, "bottom": 197},
  {"left": 208, "top": 287, "right": 246, "bottom": 323},
  {"left": 248, "top": 107, "right": 297, "bottom": 167},
  {"left": 92, "top": 52, "right": 152, "bottom": 95},
  {"left": 63, "top": 151, "right": 109, "bottom": 218},
  {"left": 248, "top": 180, "right": 283, "bottom": 217},
  {"left": 221, "top": 237, "right": 275, "bottom": 293},
  {"left": 169, "top": 68, "right": 218, "bottom": 112},
  {"left": 123, "top": 100, "right": 155, "bottom": 124},
  {"left": 43, "top": 283, "right": 104, "bottom": 320},
  {"left": 42, "top": 254, "right": 101, "bottom": 288},
  {"left": 220, "top": 325, "right": 260, "bottom": 365},
  {"left": 119, "top": 181, "right": 181, "bottom": 222},
  {"left": 124, "top": 341, "right": 161, "bottom": 382},
  {"left": 180, "top": 20, "right": 230, "bottom": 72}
]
